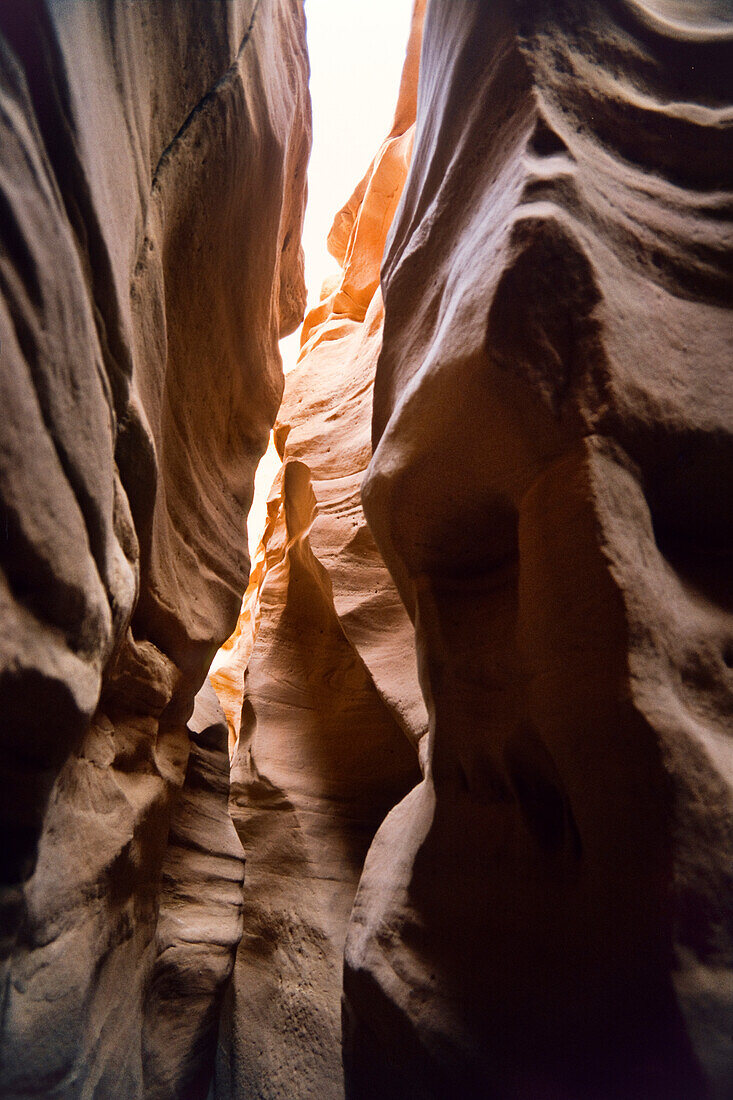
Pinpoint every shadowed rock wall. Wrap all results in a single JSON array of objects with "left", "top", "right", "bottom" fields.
[
  {"left": 345, "top": 1, "right": 733, "bottom": 1097},
  {"left": 143, "top": 680, "right": 244, "bottom": 1100},
  {"left": 0, "top": 1, "right": 309, "bottom": 1095}
]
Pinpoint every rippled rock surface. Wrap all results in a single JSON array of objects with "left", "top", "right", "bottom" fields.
[{"left": 346, "top": 2, "right": 733, "bottom": 1096}]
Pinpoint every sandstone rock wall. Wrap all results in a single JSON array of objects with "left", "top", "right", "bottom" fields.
[
  {"left": 0, "top": 1, "right": 309, "bottom": 1095},
  {"left": 345, "top": 1, "right": 733, "bottom": 1097},
  {"left": 142, "top": 680, "right": 244, "bottom": 1100},
  {"left": 3, "top": 0, "right": 731, "bottom": 1095},
  {"left": 211, "top": 5, "right": 427, "bottom": 1095}
]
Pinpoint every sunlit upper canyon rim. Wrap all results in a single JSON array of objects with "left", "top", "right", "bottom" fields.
[{"left": 0, "top": 2, "right": 731, "bottom": 1098}]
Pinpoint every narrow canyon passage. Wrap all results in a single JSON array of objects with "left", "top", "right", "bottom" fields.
[
  {"left": 209, "top": 8, "right": 426, "bottom": 1093},
  {"left": 0, "top": 2, "right": 731, "bottom": 1099}
]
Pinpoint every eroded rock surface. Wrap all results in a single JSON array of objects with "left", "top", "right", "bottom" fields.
[
  {"left": 143, "top": 679, "right": 244, "bottom": 1100},
  {"left": 0, "top": 1, "right": 309, "bottom": 1094},
  {"left": 214, "top": 461, "right": 420, "bottom": 1100},
  {"left": 212, "top": 6, "right": 426, "bottom": 1095},
  {"left": 345, "top": 1, "right": 733, "bottom": 1097}
]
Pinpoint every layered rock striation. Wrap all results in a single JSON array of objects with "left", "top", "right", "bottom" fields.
[
  {"left": 345, "top": 1, "right": 733, "bottom": 1097},
  {"left": 0, "top": 1, "right": 309, "bottom": 1094}
]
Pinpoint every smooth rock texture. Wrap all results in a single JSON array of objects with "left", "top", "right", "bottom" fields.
[
  {"left": 0, "top": 1, "right": 309, "bottom": 1094},
  {"left": 212, "top": 6, "right": 426, "bottom": 1095},
  {"left": 346, "top": 1, "right": 733, "bottom": 1097}
]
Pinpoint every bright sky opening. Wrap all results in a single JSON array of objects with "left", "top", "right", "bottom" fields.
[{"left": 248, "top": 0, "right": 414, "bottom": 560}]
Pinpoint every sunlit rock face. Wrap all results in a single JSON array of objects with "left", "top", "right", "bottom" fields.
[
  {"left": 212, "top": 5, "right": 426, "bottom": 1096},
  {"left": 0, "top": 1, "right": 309, "bottom": 1094},
  {"left": 346, "top": 1, "right": 733, "bottom": 1097}
]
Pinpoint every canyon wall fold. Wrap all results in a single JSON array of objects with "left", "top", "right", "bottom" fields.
[
  {"left": 211, "top": 5, "right": 427, "bottom": 1095},
  {"left": 345, "top": 1, "right": 733, "bottom": 1097},
  {"left": 0, "top": 1, "right": 309, "bottom": 1095}
]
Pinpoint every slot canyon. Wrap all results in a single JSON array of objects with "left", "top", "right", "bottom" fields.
[{"left": 0, "top": 0, "right": 731, "bottom": 1097}]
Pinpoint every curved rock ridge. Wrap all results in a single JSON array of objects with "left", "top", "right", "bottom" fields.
[
  {"left": 0, "top": 1, "right": 309, "bottom": 1095},
  {"left": 346, "top": 1, "right": 733, "bottom": 1097},
  {"left": 211, "top": 4, "right": 427, "bottom": 1095}
]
